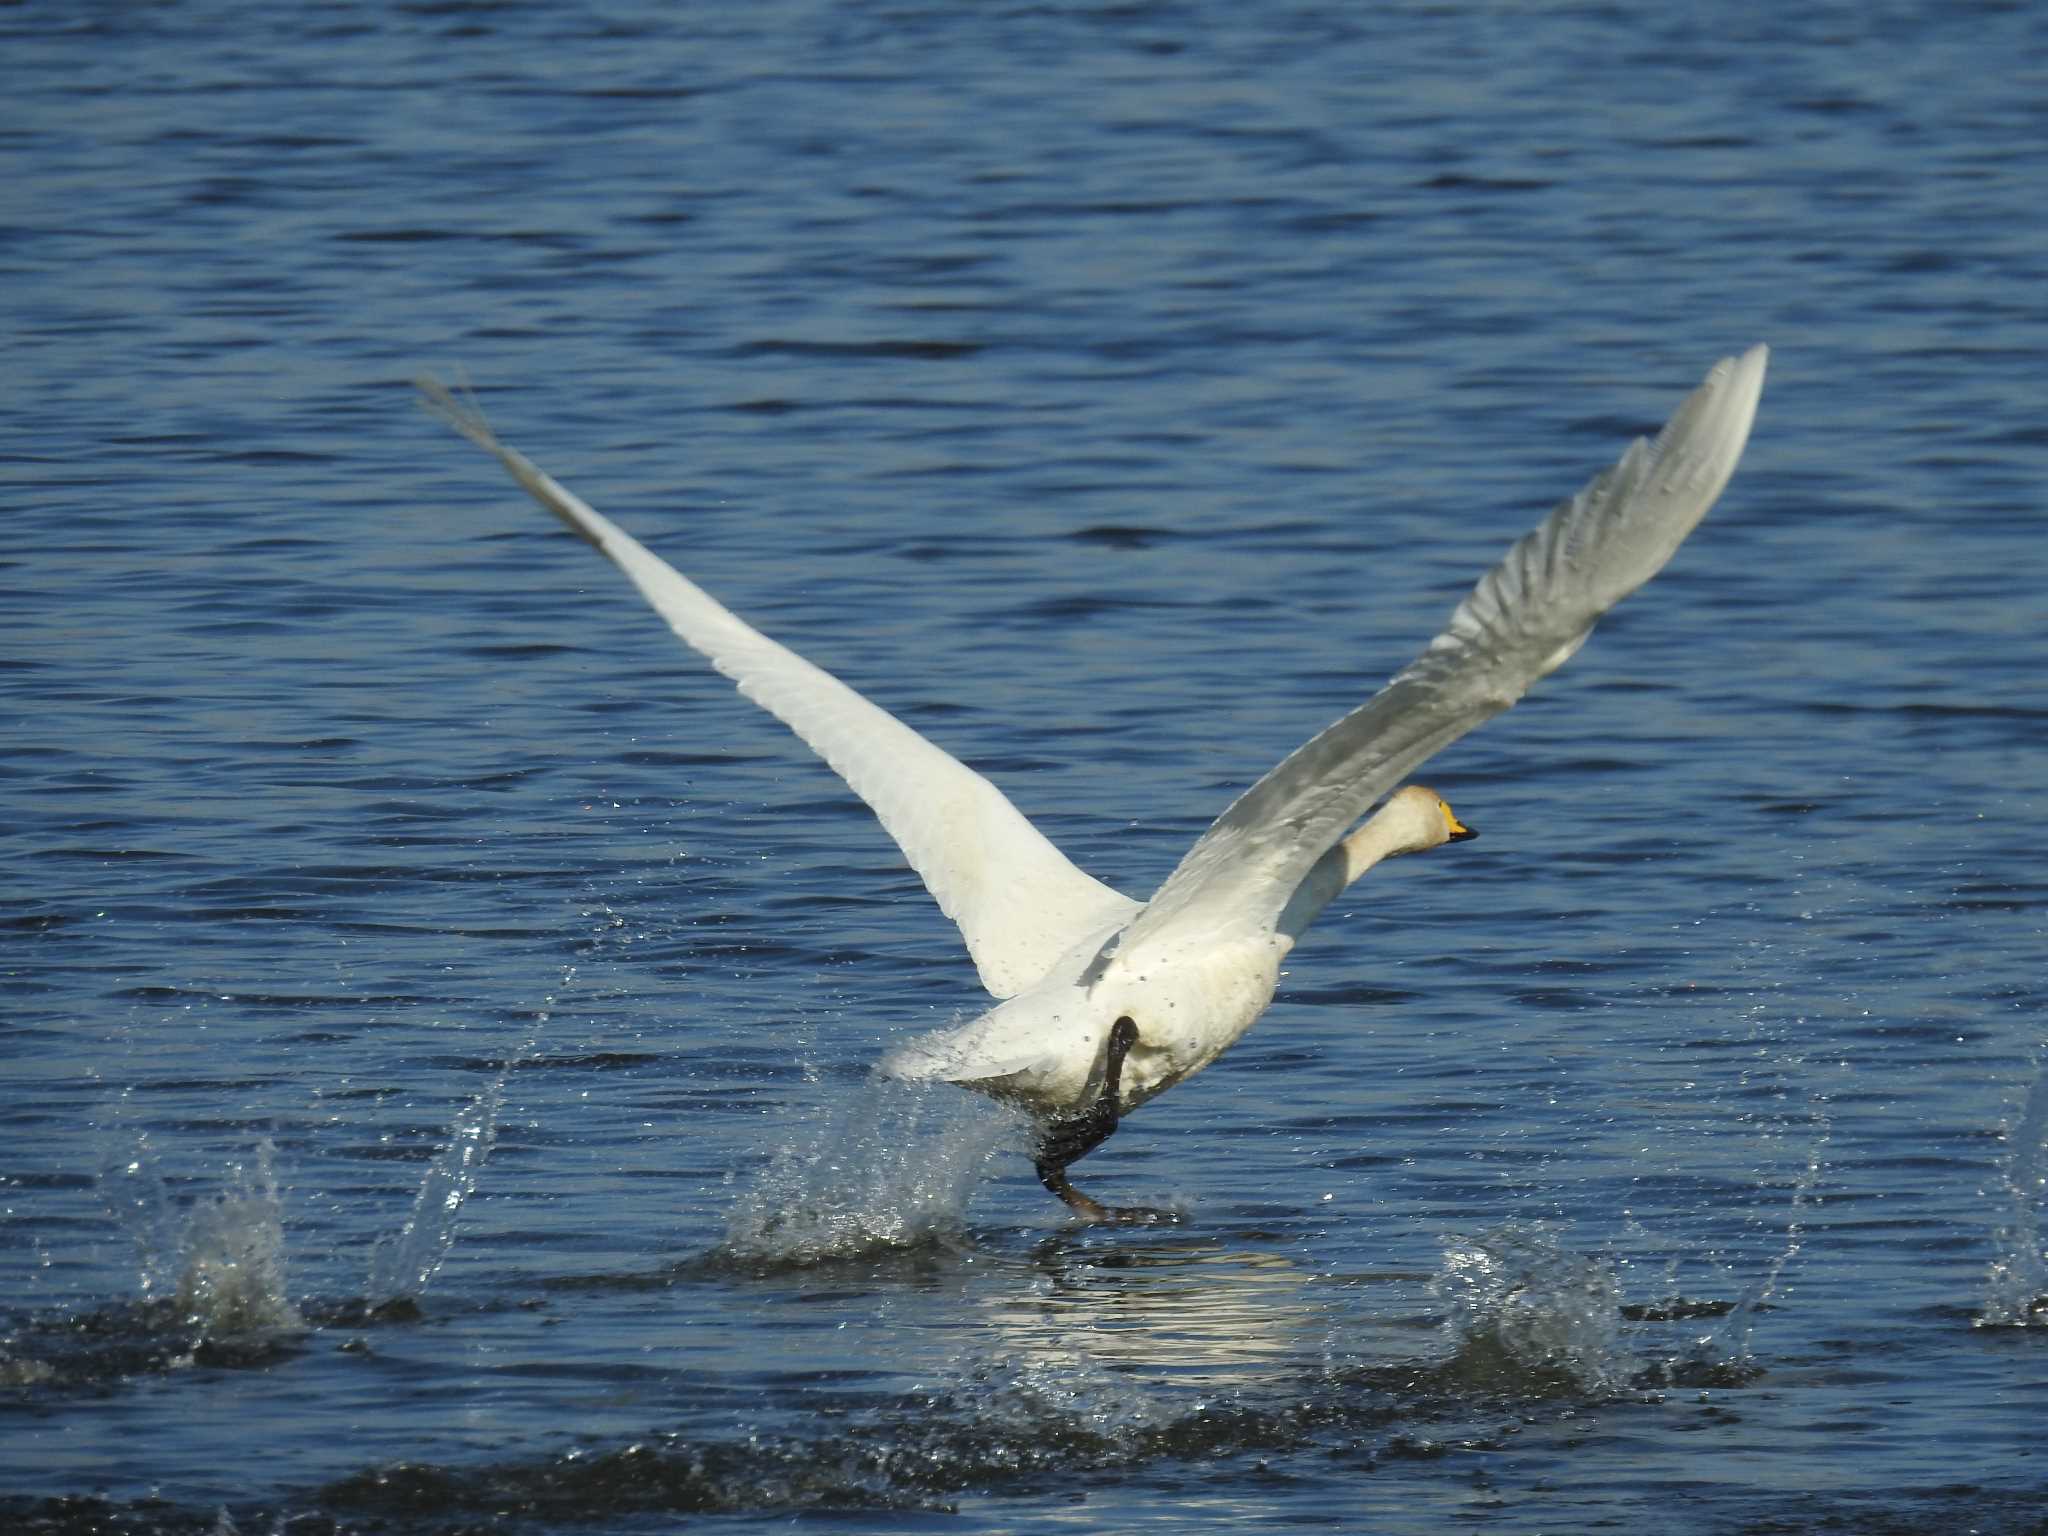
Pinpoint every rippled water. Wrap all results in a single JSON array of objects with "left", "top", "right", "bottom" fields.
[{"left": 5, "top": 2, "right": 2046, "bottom": 1531}]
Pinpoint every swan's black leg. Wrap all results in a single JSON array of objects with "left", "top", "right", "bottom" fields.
[{"left": 1034, "top": 1018, "right": 1174, "bottom": 1225}]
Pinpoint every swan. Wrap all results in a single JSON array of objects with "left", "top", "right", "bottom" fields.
[{"left": 420, "top": 345, "right": 1767, "bottom": 1222}]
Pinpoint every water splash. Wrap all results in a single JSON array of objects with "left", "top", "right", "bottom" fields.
[
  {"left": 366, "top": 980, "right": 561, "bottom": 1304},
  {"left": 0, "top": 1356, "right": 56, "bottom": 1388},
  {"left": 173, "top": 1141, "right": 300, "bottom": 1336},
  {"left": 1978, "top": 1052, "right": 2048, "bottom": 1328},
  {"left": 1695, "top": 1105, "right": 1830, "bottom": 1372},
  {"left": 720, "top": 1078, "right": 1026, "bottom": 1264},
  {"left": 101, "top": 1128, "right": 188, "bottom": 1306},
  {"left": 103, "top": 1138, "right": 301, "bottom": 1339},
  {"left": 1433, "top": 1223, "right": 1633, "bottom": 1394},
  {"left": 966, "top": 1346, "right": 1170, "bottom": 1449},
  {"left": 365, "top": 1073, "right": 511, "bottom": 1304}
]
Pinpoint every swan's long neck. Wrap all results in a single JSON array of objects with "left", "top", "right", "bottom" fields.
[{"left": 1273, "top": 801, "right": 1423, "bottom": 945}]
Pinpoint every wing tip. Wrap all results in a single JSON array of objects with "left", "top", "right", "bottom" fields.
[
  {"left": 416, "top": 373, "right": 614, "bottom": 553},
  {"left": 1709, "top": 342, "right": 1770, "bottom": 439},
  {"left": 415, "top": 370, "right": 500, "bottom": 456},
  {"left": 1732, "top": 340, "right": 1769, "bottom": 396},
  {"left": 1645, "top": 342, "right": 1769, "bottom": 491}
]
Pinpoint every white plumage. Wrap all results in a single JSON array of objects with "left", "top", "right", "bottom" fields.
[{"left": 422, "top": 346, "right": 1766, "bottom": 1213}]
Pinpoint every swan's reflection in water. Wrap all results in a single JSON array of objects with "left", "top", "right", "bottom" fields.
[{"left": 966, "top": 1233, "right": 1432, "bottom": 1393}]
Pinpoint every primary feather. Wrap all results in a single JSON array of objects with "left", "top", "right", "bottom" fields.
[{"left": 1116, "top": 345, "right": 1767, "bottom": 959}]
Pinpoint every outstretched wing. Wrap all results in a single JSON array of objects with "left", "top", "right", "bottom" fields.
[
  {"left": 419, "top": 380, "right": 1139, "bottom": 998},
  {"left": 1120, "top": 345, "right": 1768, "bottom": 955}
]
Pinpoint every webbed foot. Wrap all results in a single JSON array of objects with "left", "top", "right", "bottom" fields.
[{"left": 1036, "top": 1018, "right": 1172, "bottom": 1223}]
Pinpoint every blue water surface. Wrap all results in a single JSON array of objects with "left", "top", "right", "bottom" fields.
[{"left": 4, "top": 3, "right": 2045, "bottom": 1532}]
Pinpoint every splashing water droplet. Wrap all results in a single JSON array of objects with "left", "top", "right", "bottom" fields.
[
  {"left": 101, "top": 1132, "right": 187, "bottom": 1306},
  {"left": 103, "top": 1137, "right": 301, "bottom": 1339},
  {"left": 720, "top": 1078, "right": 1026, "bottom": 1265},
  {"left": 1699, "top": 1109, "right": 1829, "bottom": 1369},
  {"left": 1433, "top": 1223, "right": 1633, "bottom": 1394},
  {"left": 365, "top": 973, "right": 561, "bottom": 1304},
  {"left": 1979, "top": 1051, "right": 2048, "bottom": 1328},
  {"left": 171, "top": 1140, "right": 300, "bottom": 1336},
  {"left": 366, "top": 1075, "right": 510, "bottom": 1304}
]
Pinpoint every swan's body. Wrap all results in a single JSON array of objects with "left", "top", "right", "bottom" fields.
[
  {"left": 878, "top": 781, "right": 1472, "bottom": 1116},
  {"left": 422, "top": 345, "right": 1767, "bottom": 1218}
]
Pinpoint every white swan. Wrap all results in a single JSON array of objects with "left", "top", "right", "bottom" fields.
[{"left": 421, "top": 345, "right": 1767, "bottom": 1222}]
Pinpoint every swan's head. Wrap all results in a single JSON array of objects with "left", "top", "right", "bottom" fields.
[
  {"left": 1376, "top": 784, "right": 1475, "bottom": 857},
  {"left": 1280, "top": 784, "right": 1477, "bottom": 937}
]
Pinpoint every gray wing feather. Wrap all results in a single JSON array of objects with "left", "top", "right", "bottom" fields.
[{"left": 1121, "top": 345, "right": 1768, "bottom": 953}]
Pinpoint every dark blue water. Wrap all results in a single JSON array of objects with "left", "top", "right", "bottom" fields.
[{"left": 5, "top": 3, "right": 2046, "bottom": 1531}]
